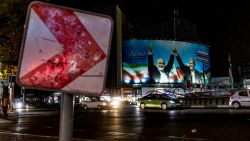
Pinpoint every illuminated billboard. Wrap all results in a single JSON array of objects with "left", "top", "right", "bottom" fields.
[{"left": 122, "top": 40, "right": 210, "bottom": 85}]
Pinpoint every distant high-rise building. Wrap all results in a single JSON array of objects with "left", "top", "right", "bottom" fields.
[
  {"left": 169, "top": 18, "right": 199, "bottom": 41},
  {"left": 79, "top": 3, "right": 202, "bottom": 97},
  {"left": 238, "top": 64, "right": 250, "bottom": 89},
  {"left": 238, "top": 64, "right": 250, "bottom": 80},
  {"left": 80, "top": 4, "right": 126, "bottom": 96}
]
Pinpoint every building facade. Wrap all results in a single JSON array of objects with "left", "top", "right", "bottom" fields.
[
  {"left": 238, "top": 64, "right": 250, "bottom": 89},
  {"left": 82, "top": 4, "right": 209, "bottom": 100}
]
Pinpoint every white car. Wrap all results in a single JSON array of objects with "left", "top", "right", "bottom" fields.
[
  {"left": 229, "top": 89, "right": 250, "bottom": 109},
  {"left": 81, "top": 96, "right": 111, "bottom": 110}
]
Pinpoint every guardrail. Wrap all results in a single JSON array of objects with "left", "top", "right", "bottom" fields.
[{"left": 180, "top": 97, "right": 230, "bottom": 106}]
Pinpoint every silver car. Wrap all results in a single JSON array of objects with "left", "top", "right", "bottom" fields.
[
  {"left": 81, "top": 96, "right": 111, "bottom": 110},
  {"left": 229, "top": 89, "right": 250, "bottom": 109}
]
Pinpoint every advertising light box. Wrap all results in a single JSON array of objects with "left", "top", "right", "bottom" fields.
[{"left": 122, "top": 40, "right": 210, "bottom": 85}]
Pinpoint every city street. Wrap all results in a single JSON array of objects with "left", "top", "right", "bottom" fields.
[
  {"left": 0, "top": 106, "right": 250, "bottom": 140},
  {"left": 2, "top": 1, "right": 250, "bottom": 141}
]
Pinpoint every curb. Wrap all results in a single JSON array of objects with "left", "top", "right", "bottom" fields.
[{"left": 182, "top": 105, "right": 232, "bottom": 108}]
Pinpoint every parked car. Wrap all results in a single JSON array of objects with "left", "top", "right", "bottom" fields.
[
  {"left": 229, "top": 89, "right": 250, "bottom": 109},
  {"left": 81, "top": 96, "right": 111, "bottom": 110},
  {"left": 137, "top": 91, "right": 182, "bottom": 110}
]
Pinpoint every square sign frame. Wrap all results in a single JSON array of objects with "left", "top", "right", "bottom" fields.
[{"left": 17, "top": 1, "right": 113, "bottom": 95}]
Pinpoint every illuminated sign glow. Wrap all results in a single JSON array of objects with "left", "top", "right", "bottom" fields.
[{"left": 122, "top": 40, "right": 211, "bottom": 85}]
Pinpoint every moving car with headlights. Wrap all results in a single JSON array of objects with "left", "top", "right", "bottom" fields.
[
  {"left": 229, "top": 89, "right": 250, "bottom": 109},
  {"left": 137, "top": 91, "right": 182, "bottom": 110},
  {"left": 81, "top": 96, "right": 111, "bottom": 110},
  {"left": 14, "top": 99, "right": 28, "bottom": 109}
]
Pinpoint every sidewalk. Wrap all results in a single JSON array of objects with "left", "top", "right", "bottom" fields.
[{"left": 0, "top": 118, "right": 12, "bottom": 124}]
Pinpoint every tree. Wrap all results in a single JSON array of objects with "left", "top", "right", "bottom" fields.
[
  {"left": 0, "top": 0, "right": 90, "bottom": 78},
  {"left": 0, "top": 0, "right": 54, "bottom": 78},
  {"left": 0, "top": 0, "right": 33, "bottom": 64}
]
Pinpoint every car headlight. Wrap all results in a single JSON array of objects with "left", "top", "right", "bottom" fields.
[
  {"left": 102, "top": 102, "right": 107, "bottom": 106},
  {"left": 169, "top": 100, "right": 175, "bottom": 104},
  {"left": 111, "top": 100, "right": 120, "bottom": 107},
  {"left": 16, "top": 102, "right": 24, "bottom": 109}
]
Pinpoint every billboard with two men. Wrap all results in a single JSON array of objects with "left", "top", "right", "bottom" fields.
[{"left": 122, "top": 40, "right": 211, "bottom": 85}]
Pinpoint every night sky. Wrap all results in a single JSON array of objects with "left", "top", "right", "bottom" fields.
[{"left": 117, "top": 0, "right": 250, "bottom": 82}]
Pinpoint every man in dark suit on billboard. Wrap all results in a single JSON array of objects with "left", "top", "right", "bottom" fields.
[
  {"left": 172, "top": 48, "right": 203, "bottom": 86},
  {"left": 148, "top": 43, "right": 175, "bottom": 83}
]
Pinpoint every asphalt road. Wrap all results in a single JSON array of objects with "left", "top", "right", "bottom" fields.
[{"left": 1, "top": 106, "right": 250, "bottom": 141}]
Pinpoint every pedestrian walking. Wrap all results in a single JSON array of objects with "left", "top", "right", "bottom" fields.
[
  {"left": 0, "top": 81, "right": 3, "bottom": 115},
  {"left": 2, "top": 85, "right": 9, "bottom": 118}
]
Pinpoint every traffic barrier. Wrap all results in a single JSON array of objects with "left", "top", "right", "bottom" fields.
[{"left": 180, "top": 97, "right": 230, "bottom": 107}]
